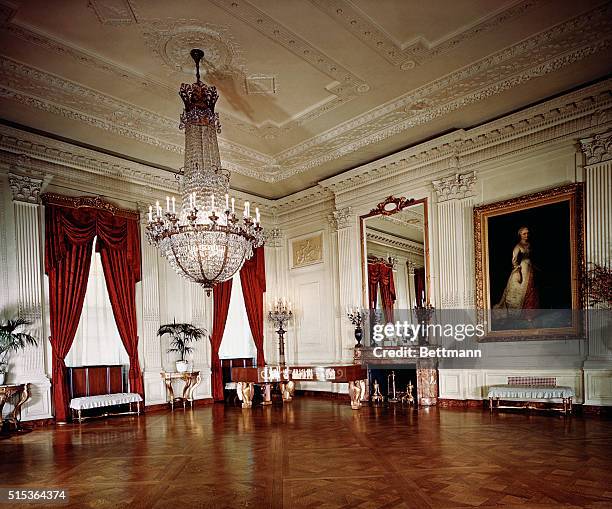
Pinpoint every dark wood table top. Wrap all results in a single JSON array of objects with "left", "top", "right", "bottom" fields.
[{"left": 232, "top": 365, "right": 367, "bottom": 383}]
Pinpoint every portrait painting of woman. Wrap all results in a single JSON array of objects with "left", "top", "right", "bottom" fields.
[
  {"left": 494, "top": 226, "right": 539, "bottom": 313},
  {"left": 474, "top": 184, "right": 584, "bottom": 340}
]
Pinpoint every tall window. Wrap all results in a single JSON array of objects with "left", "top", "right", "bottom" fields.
[
  {"left": 219, "top": 273, "right": 256, "bottom": 360},
  {"left": 65, "top": 239, "right": 128, "bottom": 367}
]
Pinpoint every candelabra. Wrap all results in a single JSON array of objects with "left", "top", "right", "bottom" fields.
[
  {"left": 346, "top": 307, "right": 365, "bottom": 346},
  {"left": 268, "top": 299, "right": 293, "bottom": 366},
  {"left": 414, "top": 301, "right": 435, "bottom": 345}
]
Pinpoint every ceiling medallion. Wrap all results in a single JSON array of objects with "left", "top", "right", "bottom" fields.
[{"left": 146, "top": 48, "right": 264, "bottom": 295}]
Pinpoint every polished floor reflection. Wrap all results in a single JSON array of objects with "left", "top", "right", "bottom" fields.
[{"left": 1, "top": 399, "right": 612, "bottom": 508}]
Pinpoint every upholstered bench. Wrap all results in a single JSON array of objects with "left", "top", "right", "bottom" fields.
[
  {"left": 67, "top": 365, "right": 143, "bottom": 423},
  {"left": 70, "top": 393, "right": 142, "bottom": 422},
  {"left": 488, "top": 376, "right": 574, "bottom": 414}
]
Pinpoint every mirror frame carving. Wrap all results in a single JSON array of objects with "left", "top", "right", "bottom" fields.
[{"left": 360, "top": 196, "right": 431, "bottom": 309}]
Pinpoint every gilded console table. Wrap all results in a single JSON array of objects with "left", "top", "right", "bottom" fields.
[
  {"left": 232, "top": 365, "right": 368, "bottom": 410},
  {"left": 0, "top": 383, "right": 30, "bottom": 431},
  {"left": 161, "top": 371, "right": 201, "bottom": 410}
]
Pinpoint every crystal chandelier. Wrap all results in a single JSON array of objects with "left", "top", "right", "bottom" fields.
[{"left": 146, "top": 49, "right": 264, "bottom": 295}]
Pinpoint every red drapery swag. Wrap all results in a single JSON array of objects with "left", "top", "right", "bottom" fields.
[
  {"left": 240, "top": 247, "right": 266, "bottom": 367},
  {"left": 367, "top": 261, "right": 396, "bottom": 322},
  {"left": 211, "top": 279, "right": 232, "bottom": 401},
  {"left": 45, "top": 204, "right": 142, "bottom": 422}
]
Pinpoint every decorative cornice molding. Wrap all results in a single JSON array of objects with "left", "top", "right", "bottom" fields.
[
  {"left": 432, "top": 171, "right": 477, "bottom": 202},
  {"left": 579, "top": 130, "right": 612, "bottom": 165},
  {"left": 274, "top": 3, "right": 612, "bottom": 179},
  {"left": 8, "top": 172, "right": 43, "bottom": 203},
  {"left": 1, "top": 2, "right": 608, "bottom": 183},
  {"left": 319, "top": 79, "right": 612, "bottom": 199},
  {"left": 379, "top": 210, "right": 424, "bottom": 232},
  {"left": 0, "top": 55, "right": 276, "bottom": 181},
  {"left": 366, "top": 230, "right": 424, "bottom": 258},
  {"left": 310, "top": 0, "right": 538, "bottom": 68}
]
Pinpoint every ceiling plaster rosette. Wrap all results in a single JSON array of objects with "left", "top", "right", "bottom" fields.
[{"left": 141, "top": 20, "right": 247, "bottom": 84}]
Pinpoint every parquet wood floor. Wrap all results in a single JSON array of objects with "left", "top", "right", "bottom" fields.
[{"left": 1, "top": 399, "right": 612, "bottom": 508}]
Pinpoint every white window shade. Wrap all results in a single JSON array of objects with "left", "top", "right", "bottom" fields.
[
  {"left": 65, "top": 241, "right": 129, "bottom": 367},
  {"left": 219, "top": 273, "right": 256, "bottom": 360}
]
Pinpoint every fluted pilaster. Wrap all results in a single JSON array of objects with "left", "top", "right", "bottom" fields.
[
  {"left": 580, "top": 132, "right": 612, "bottom": 363},
  {"left": 432, "top": 171, "right": 477, "bottom": 309},
  {"left": 8, "top": 173, "right": 45, "bottom": 377},
  {"left": 330, "top": 206, "right": 360, "bottom": 359}
]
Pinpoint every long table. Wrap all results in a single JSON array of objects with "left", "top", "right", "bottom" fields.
[{"left": 231, "top": 365, "right": 368, "bottom": 409}]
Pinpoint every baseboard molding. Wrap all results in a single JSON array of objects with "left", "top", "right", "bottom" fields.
[
  {"left": 581, "top": 404, "right": 612, "bottom": 416},
  {"left": 14, "top": 417, "right": 55, "bottom": 428},
  {"left": 145, "top": 398, "right": 214, "bottom": 412},
  {"left": 438, "top": 399, "right": 485, "bottom": 408}
]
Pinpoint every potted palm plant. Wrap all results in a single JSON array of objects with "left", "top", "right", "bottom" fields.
[
  {"left": 0, "top": 317, "right": 38, "bottom": 385},
  {"left": 157, "top": 320, "right": 207, "bottom": 373}
]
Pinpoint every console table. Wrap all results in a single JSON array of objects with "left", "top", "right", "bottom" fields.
[
  {"left": 232, "top": 365, "right": 368, "bottom": 409},
  {"left": 161, "top": 371, "right": 201, "bottom": 410},
  {"left": 0, "top": 383, "right": 30, "bottom": 431}
]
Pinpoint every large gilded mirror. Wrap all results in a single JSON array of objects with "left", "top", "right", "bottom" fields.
[{"left": 360, "top": 196, "right": 430, "bottom": 323}]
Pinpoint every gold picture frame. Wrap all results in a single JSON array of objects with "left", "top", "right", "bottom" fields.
[{"left": 474, "top": 183, "right": 585, "bottom": 341}]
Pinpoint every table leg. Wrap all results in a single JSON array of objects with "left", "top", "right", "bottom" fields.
[
  {"left": 262, "top": 383, "right": 272, "bottom": 406},
  {"left": 359, "top": 380, "right": 367, "bottom": 402},
  {"left": 240, "top": 382, "right": 254, "bottom": 408},
  {"left": 489, "top": 397, "right": 493, "bottom": 412},
  {"left": 8, "top": 384, "right": 30, "bottom": 430},
  {"left": 163, "top": 377, "right": 175, "bottom": 411},
  {"left": 187, "top": 374, "right": 201, "bottom": 408},
  {"left": 279, "top": 381, "right": 294, "bottom": 402},
  {"left": 349, "top": 380, "right": 364, "bottom": 410}
]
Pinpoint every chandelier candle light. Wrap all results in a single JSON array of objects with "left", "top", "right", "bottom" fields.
[
  {"left": 146, "top": 49, "right": 264, "bottom": 295},
  {"left": 268, "top": 299, "right": 293, "bottom": 366}
]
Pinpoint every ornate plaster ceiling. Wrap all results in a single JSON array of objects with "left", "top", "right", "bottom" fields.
[{"left": 0, "top": 0, "right": 610, "bottom": 198}]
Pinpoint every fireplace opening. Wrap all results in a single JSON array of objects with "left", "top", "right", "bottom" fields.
[{"left": 368, "top": 366, "right": 417, "bottom": 403}]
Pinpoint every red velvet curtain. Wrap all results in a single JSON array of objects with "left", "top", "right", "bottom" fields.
[
  {"left": 211, "top": 279, "right": 232, "bottom": 401},
  {"left": 367, "top": 261, "right": 396, "bottom": 322},
  {"left": 45, "top": 203, "right": 142, "bottom": 421},
  {"left": 98, "top": 212, "right": 143, "bottom": 397},
  {"left": 240, "top": 247, "right": 266, "bottom": 367},
  {"left": 368, "top": 262, "right": 381, "bottom": 309},
  {"left": 414, "top": 267, "right": 426, "bottom": 306},
  {"left": 379, "top": 264, "right": 396, "bottom": 323}
]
